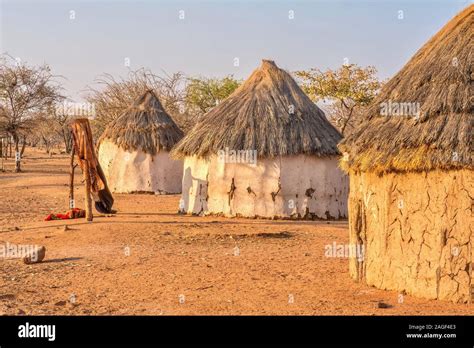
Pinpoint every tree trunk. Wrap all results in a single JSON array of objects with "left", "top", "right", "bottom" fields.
[
  {"left": 63, "top": 127, "right": 73, "bottom": 154},
  {"left": 14, "top": 134, "right": 21, "bottom": 172},
  {"left": 0, "top": 138, "right": 4, "bottom": 172},
  {"left": 83, "top": 160, "right": 93, "bottom": 221},
  {"left": 20, "top": 135, "right": 27, "bottom": 157},
  {"left": 341, "top": 106, "right": 355, "bottom": 136},
  {"left": 42, "top": 136, "right": 51, "bottom": 154},
  {"left": 4, "top": 138, "right": 7, "bottom": 161}
]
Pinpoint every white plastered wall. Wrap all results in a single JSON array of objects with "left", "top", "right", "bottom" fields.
[
  {"left": 98, "top": 140, "right": 183, "bottom": 194},
  {"left": 180, "top": 154, "right": 348, "bottom": 219}
]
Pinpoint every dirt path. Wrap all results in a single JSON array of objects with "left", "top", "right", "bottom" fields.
[{"left": 0, "top": 148, "right": 472, "bottom": 315}]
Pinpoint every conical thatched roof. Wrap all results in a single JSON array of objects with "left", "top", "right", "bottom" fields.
[
  {"left": 172, "top": 60, "right": 342, "bottom": 159},
  {"left": 339, "top": 5, "right": 473, "bottom": 174},
  {"left": 99, "top": 90, "right": 184, "bottom": 155}
]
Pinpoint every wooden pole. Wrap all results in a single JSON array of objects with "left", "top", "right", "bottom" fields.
[
  {"left": 69, "top": 146, "right": 76, "bottom": 209},
  {"left": 83, "top": 159, "right": 93, "bottom": 221}
]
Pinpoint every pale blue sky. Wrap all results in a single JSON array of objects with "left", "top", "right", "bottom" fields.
[{"left": 0, "top": 0, "right": 470, "bottom": 101}]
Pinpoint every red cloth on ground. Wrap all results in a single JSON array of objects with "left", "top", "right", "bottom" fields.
[{"left": 44, "top": 208, "right": 86, "bottom": 221}]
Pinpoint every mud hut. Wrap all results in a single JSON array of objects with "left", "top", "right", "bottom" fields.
[
  {"left": 172, "top": 60, "right": 348, "bottom": 219},
  {"left": 98, "top": 90, "right": 184, "bottom": 194},
  {"left": 338, "top": 5, "right": 474, "bottom": 303}
]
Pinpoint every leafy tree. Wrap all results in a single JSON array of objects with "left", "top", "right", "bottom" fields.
[
  {"left": 185, "top": 76, "right": 240, "bottom": 118},
  {"left": 295, "top": 64, "right": 383, "bottom": 135}
]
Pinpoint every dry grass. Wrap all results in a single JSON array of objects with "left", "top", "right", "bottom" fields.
[
  {"left": 172, "top": 60, "right": 342, "bottom": 159},
  {"left": 339, "top": 5, "right": 473, "bottom": 174},
  {"left": 99, "top": 90, "right": 184, "bottom": 155}
]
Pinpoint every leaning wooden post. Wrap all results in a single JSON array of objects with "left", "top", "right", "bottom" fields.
[
  {"left": 83, "top": 158, "right": 93, "bottom": 221},
  {"left": 70, "top": 118, "right": 114, "bottom": 220},
  {"left": 69, "top": 145, "right": 76, "bottom": 209}
]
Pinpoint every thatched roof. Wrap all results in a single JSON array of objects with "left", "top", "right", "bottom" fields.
[
  {"left": 339, "top": 5, "right": 473, "bottom": 174},
  {"left": 99, "top": 90, "right": 184, "bottom": 155},
  {"left": 172, "top": 60, "right": 342, "bottom": 159}
]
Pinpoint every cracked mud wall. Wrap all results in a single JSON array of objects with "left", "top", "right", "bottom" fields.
[
  {"left": 181, "top": 155, "right": 348, "bottom": 219},
  {"left": 98, "top": 140, "right": 183, "bottom": 194},
  {"left": 348, "top": 169, "right": 474, "bottom": 303}
]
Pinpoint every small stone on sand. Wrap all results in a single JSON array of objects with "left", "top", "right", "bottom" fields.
[
  {"left": 377, "top": 302, "right": 392, "bottom": 309},
  {"left": 23, "top": 246, "right": 46, "bottom": 264}
]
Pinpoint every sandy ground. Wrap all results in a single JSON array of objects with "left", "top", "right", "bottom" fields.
[{"left": 0, "top": 148, "right": 472, "bottom": 315}]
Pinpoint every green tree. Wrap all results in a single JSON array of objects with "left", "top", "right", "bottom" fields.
[
  {"left": 185, "top": 76, "right": 240, "bottom": 117},
  {"left": 295, "top": 64, "right": 383, "bottom": 136}
]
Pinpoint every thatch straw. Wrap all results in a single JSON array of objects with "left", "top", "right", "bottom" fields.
[
  {"left": 99, "top": 90, "right": 184, "bottom": 155},
  {"left": 171, "top": 60, "right": 342, "bottom": 159},
  {"left": 339, "top": 5, "right": 473, "bottom": 174}
]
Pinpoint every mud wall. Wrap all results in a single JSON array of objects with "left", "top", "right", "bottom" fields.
[
  {"left": 181, "top": 155, "right": 348, "bottom": 219},
  {"left": 181, "top": 155, "right": 210, "bottom": 214},
  {"left": 348, "top": 169, "right": 473, "bottom": 303},
  {"left": 98, "top": 140, "right": 183, "bottom": 194}
]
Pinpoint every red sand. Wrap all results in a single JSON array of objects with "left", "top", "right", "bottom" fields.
[{"left": 0, "top": 148, "right": 472, "bottom": 315}]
